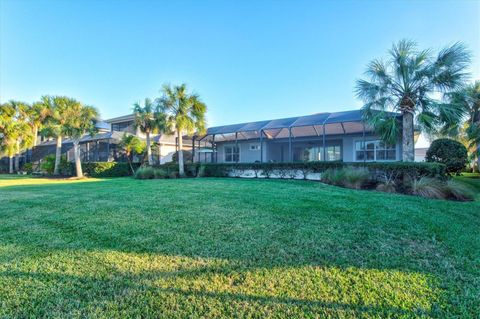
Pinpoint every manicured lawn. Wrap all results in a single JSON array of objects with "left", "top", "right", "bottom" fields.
[{"left": 0, "top": 175, "right": 479, "bottom": 318}]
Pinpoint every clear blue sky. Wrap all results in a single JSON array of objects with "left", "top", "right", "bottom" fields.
[{"left": 1, "top": 0, "right": 479, "bottom": 126}]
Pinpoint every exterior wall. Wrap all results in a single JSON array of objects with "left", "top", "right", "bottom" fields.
[
  {"left": 215, "top": 141, "right": 264, "bottom": 163},
  {"left": 158, "top": 144, "right": 177, "bottom": 164},
  {"left": 213, "top": 132, "right": 402, "bottom": 163}
]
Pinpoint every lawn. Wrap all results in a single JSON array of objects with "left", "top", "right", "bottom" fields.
[{"left": 0, "top": 175, "right": 479, "bottom": 318}]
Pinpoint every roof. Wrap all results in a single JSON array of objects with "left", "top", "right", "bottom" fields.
[
  {"left": 36, "top": 131, "right": 129, "bottom": 146},
  {"left": 105, "top": 114, "right": 135, "bottom": 123},
  {"left": 198, "top": 109, "right": 401, "bottom": 141},
  {"left": 203, "top": 110, "right": 361, "bottom": 135}
]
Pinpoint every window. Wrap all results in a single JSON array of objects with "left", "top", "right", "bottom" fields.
[
  {"left": 301, "top": 144, "right": 342, "bottom": 162},
  {"left": 111, "top": 121, "right": 133, "bottom": 132},
  {"left": 355, "top": 140, "right": 396, "bottom": 161},
  {"left": 249, "top": 144, "right": 260, "bottom": 151},
  {"left": 224, "top": 145, "right": 240, "bottom": 162}
]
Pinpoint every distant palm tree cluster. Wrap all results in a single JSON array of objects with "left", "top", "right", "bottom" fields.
[
  {"left": 0, "top": 97, "right": 98, "bottom": 177},
  {"left": 0, "top": 83, "right": 207, "bottom": 178}
]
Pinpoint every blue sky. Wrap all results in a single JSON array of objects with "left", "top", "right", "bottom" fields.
[{"left": 1, "top": 0, "right": 479, "bottom": 126}]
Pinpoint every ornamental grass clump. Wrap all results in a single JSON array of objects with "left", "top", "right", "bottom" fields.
[
  {"left": 321, "top": 168, "right": 345, "bottom": 186},
  {"left": 343, "top": 167, "right": 370, "bottom": 189},
  {"left": 410, "top": 177, "right": 446, "bottom": 199},
  {"left": 444, "top": 179, "right": 475, "bottom": 201},
  {"left": 376, "top": 180, "right": 397, "bottom": 193}
]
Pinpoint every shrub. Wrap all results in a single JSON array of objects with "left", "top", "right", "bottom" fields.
[
  {"left": 342, "top": 167, "right": 370, "bottom": 189},
  {"left": 82, "top": 162, "right": 139, "bottom": 177},
  {"left": 444, "top": 180, "right": 474, "bottom": 201},
  {"left": 410, "top": 177, "right": 446, "bottom": 199},
  {"left": 194, "top": 161, "right": 446, "bottom": 180},
  {"left": 40, "top": 155, "right": 72, "bottom": 175},
  {"left": 376, "top": 180, "right": 397, "bottom": 193},
  {"left": 321, "top": 168, "right": 345, "bottom": 186},
  {"left": 153, "top": 168, "right": 168, "bottom": 179},
  {"left": 426, "top": 139, "right": 468, "bottom": 175},
  {"left": 134, "top": 167, "right": 155, "bottom": 179},
  {"left": 23, "top": 163, "right": 33, "bottom": 173},
  {"left": 40, "top": 155, "right": 56, "bottom": 174}
]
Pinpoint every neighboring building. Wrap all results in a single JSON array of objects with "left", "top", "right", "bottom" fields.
[
  {"left": 30, "top": 114, "right": 193, "bottom": 165},
  {"left": 105, "top": 114, "right": 192, "bottom": 164},
  {"left": 193, "top": 110, "right": 403, "bottom": 163},
  {"left": 414, "top": 148, "right": 428, "bottom": 162}
]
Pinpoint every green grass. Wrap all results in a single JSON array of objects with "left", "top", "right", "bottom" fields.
[{"left": 0, "top": 175, "right": 479, "bottom": 318}]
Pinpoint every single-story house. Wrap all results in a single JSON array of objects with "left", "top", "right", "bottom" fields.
[{"left": 193, "top": 110, "right": 403, "bottom": 163}]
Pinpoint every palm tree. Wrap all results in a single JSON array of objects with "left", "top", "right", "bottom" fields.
[
  {"left": 133, "top": 98, "right": 158, "bottom": 166},
  {"left": 448, "top": 81, "right": 480, "bottom": 170},
  {"left": 41, "top": 96, "right": 74, "bottom": 175},
  {"left": 156, "top": 83, "right": 207, "bottom": 176},
  {"left": 63, "top": 101, "right": 99, "bottom": 178},
  {"left": 0, "top": 102, "right": 32, "bottom": 173},
  {"left": 355, "top": 40, "right": 471, "bottom": 161},
  {"left": 0, "top": 102, "right": 19, "bottom": 173},
  {"left": 26, "top": 101, "right": 50, "bottom": 147},
  {"left": 10, "top": 101, "right": 34, "bottom": 171},
  {"left": 119, "top": 133, "right": 146, "bottom": 174}
]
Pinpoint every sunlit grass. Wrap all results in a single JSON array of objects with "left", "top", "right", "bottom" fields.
[
  {"left": 0, "top": 175, "right": 478, "bottom": 318},
  {"left": 0, "top": 174, "right": 102, "bottom": 187}
]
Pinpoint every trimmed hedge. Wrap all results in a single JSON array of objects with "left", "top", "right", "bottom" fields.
[
  {"left": 190, "top": 161, "right": 447, "bottom": 180},
  {"left": 57, "top": 162, "right": 141, "bottom": 177}
]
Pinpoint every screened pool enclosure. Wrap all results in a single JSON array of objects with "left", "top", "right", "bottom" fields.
[{"left": 191, "top": 110, "right": 402, "bottom": 163}]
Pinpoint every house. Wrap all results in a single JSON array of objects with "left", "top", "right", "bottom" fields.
[
  {"left": 31, "top": 114, "right": 192, "bottom": 165},
  {"left": 105, "top": 114, "right": 192, "bottom": 164},
  {"left": 193, "top": 110, "right": 402, "bottom": 163}
]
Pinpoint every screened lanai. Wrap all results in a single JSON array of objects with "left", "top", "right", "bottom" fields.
[{"left": 192, "top": 110, "right": 401, "bottom": 163}]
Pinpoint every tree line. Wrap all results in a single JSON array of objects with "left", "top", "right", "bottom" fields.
[{"left": 0, "top": 83, "right": 207, "bottom": 178}]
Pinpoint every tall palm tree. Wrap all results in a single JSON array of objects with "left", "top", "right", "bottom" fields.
[
  {"left": 10, "top": 101, "right": 34, "bottom": 171},
  {"left": 355, "top": 40, "right": 470, "bottom": 161},
  {"left": 26, "top": 101, "right": 50, "bottom": 147},
  {"left": 63, "top": 101, "right": 99, "bottom": 178},
  {"left": 1, "top": 102, "right": 19, "bottom": 173},
  {"left": 156, "top": 83, "right": 207, "bottom": 176},
  {"left": 0, "top": 102, "right": 32, "bottom": 173},
  {"left": 41, "top": 96, "right": 74, "bottom": 175},
  {"left": 119, "top": 133, "right": 146, "bottom": 174},
  {"left": 133, "top": 98, "right": 158, "bottom": 166}
]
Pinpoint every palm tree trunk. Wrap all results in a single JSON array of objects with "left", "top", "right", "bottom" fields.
[
  {"left": 14, "top": 155, "right": 20, "bottom": 172},
  {"left": 33, "top": 125, "right": 38, "bottom": 147},
  {"left": 54, "top": 135, "right": 62, "bottom": 175},
  {"left": 73, "top": 140, "right": 83, "bottom": 178},
  {"left": 477, "top": 144, "right": 480, "bottom": 173},
  {"left": 146, "top": 131, "right": 152, "bottom": 166},
  {"left": 127, "top": 152, "right": 135, "bottom": 174},
  {"left": 177, "top": 130, "right": 185, "bottom": 177},
  {"left": 14, "top": 140, "right": 20, "bottom": 172},
  {"left": 402, "top": 111, "right": 415, "bottom": 162},
  {"left": 9, "top": 156, "right": 13, "bottom": 174}
]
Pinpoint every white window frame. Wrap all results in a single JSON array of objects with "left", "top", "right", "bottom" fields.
[
  {"left": 249, "top": 143, "right": 260, "bottom": 151},
  {"left": 224, "top": 144, "right": 240, "bottom": 163},
  {"left": 353, "top": 139, "right": 397, "bottom": 162}
]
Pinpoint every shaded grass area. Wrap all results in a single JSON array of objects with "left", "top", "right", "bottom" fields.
[{"left": 0, "top": 175, "right": 479, "bottom": 318}]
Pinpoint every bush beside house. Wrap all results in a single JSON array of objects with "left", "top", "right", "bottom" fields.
[{"left": 426, "top": 139, "right": 468, "bottom": 175}]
